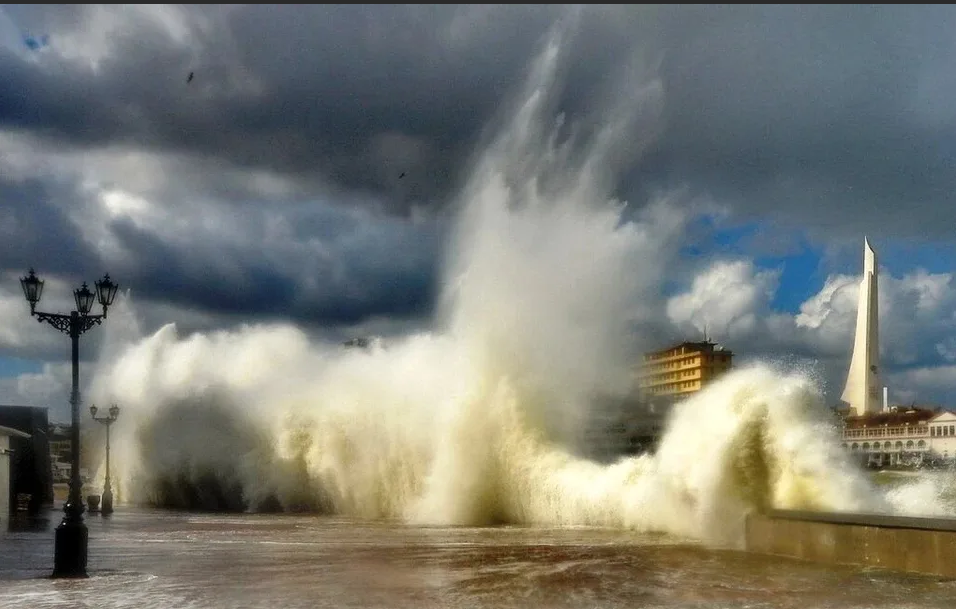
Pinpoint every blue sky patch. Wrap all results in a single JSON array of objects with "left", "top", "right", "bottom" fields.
[{"left": 0, "top": 356, "right": 42, "bottom": 378}]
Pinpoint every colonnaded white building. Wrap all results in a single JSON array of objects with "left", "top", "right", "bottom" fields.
[
  {"left": 839, "top": 237, "right": 956, "bottom": 466},
  {"left": 841, "top": 409, "right": 956, "bottom": 467}
]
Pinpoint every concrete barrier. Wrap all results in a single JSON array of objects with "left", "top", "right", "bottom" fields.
[{"left": 746, "top": 509, "right": 956, "bottom": 578}]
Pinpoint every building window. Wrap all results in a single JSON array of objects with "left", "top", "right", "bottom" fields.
[{"left": 918, "top": 440, "right": 926, "bottom": 448}]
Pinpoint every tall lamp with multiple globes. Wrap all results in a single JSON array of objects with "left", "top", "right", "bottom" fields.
[
  {"left": 19, "top": 268, "right": 119, "bottom": 579},
  {"left": 89, "top": 404, "right": 120, "bottom": 516}
]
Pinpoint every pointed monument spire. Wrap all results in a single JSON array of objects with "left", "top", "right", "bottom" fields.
[{"left": 841, "top": 237, "right": 881, "bottom": 416}]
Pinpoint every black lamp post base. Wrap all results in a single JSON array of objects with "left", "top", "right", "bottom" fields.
[
  {"left": 51, "top": 519, "right": 89, "bottom": 579},
  {"left": 101, "top": 490, "right": 114, "bottom": 516}
]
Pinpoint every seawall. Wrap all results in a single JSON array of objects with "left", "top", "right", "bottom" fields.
[{"left": 745, "top": 509, "right": 956, "bottom": 578}]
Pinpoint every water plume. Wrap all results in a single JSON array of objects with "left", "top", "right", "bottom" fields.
[{"left": 85, "top": 17, "right": 955, "bottom": 548}]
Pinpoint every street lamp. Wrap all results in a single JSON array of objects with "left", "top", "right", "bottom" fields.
[
  {"left": 19, "top": 269, "right": 118, "bottom": 579},
  {"left": 89, "top": 404, "right": 120, "bottom": 516}
]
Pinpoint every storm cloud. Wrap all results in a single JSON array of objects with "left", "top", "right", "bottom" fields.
[{"left": 5, "top": 5, "right": 956, "bottom": 415}]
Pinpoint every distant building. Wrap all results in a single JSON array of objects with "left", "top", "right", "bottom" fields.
[
  {"left": 342, "top": 336, "right": 383, "bottom": 350},
  {"left": 1, "top": 425, "right": 31, "bottom": 526},
  {"left": 638, "top": 340, "right": 734, "bottom": 403},
  {"left": 47, "top": 424, "right": 71, "bottom": 482},
  {"left": 0, "top": 405, "right": 54, "bottom": 515},
  {"left": 840, "top": 407, "right": 956, "bottom": 468},
  {"left": 583, "top": 340, "right": 735, "bottom": 461}
]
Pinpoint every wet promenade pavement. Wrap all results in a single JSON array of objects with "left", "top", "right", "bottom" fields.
[{"left": 2, "top": 508, "right": 955, "bottom": 609}]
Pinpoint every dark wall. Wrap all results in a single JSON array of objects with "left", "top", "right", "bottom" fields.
[{"left": 0, "top": 405, "right": 53, "bottom": 513}]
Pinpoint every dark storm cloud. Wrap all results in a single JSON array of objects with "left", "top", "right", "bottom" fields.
[
  {"left": 5, "top": 4, "right": 956, "bottom": 335},
  {"left": 0, "top": 5, "right": 567, "bottom": 212},
  {"left": 5, "top": 5, "right": 956, "bottom": 231},
  {"left": 635, "top": 4, "right": 956, "bottom": 238},
  {"left": 107, "top": 218, "right": 294, "bottom": 315},
  {"left": 0, "top": 178, "right": 100, "bottom": 277},
  {"left": 105, "top": 206, "right": 441, "bottom": 325}
]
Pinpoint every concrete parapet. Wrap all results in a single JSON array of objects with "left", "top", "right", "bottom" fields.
[{"left": 746, "top": 509, "right": 956, "bottom": 578}]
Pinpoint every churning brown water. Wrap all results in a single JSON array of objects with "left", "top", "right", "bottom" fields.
[{"left": 2, "top": 508, "right": 955, "bottom": 609}]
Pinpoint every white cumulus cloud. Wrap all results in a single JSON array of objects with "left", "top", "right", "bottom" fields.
[{"left": 666, "top": 259, "right": 779, "bottom": 341}]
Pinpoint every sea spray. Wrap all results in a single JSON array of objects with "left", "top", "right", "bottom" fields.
[
  {"left": 648, "top": 365, "right": 891, "bottom": 545},
  {"left": 83, "top": 15, "right": 956, "bottom": 548}
]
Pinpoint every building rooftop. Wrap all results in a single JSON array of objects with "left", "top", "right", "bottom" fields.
[
  {"left": 842, "top": 407, "right": 938, "bottom": 429},
  {"left": 642, "top": 340, "right": 733, "bottom": 361},
  {"left": 0, "top": 424, "right": 30, "bottom": 438}
]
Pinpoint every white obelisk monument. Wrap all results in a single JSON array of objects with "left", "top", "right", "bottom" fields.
[{"left": 841, "top": 237, "right": 881, "bottom": 416}]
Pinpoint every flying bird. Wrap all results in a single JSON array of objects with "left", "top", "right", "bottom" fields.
[
  {"left": 186, "top": 71, "right": 194, "bottom": 84},
  {"left": 399, "top": 172, "right": 406, "bottom": 179}
]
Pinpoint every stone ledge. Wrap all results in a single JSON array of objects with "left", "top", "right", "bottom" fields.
[
  {"left": 765, "top": 509, "right": 956, "bottom": 532},
  {"left": 746, "top": 510, "right": 956, "bottom": 578}
]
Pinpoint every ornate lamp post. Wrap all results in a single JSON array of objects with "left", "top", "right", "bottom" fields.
[
  {"left": 89, "top": 404, "right": 120, "bottom": 516},
  {"left": 19, "top": 269, "right": 118, "bottom": 579}
]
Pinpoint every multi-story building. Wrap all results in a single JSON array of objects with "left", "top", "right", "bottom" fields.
[
  {"left": 840, "top": 407, "right": 956, "bottom": 467},
  {"left": 579, "top": 340, "right": 735, "bottom": 461},
  {"left": 48, "top": 424, "right": 71, "bottom": 462},
  {"left": 638, "top": 340, "right": 734, "bottom": 402}
]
